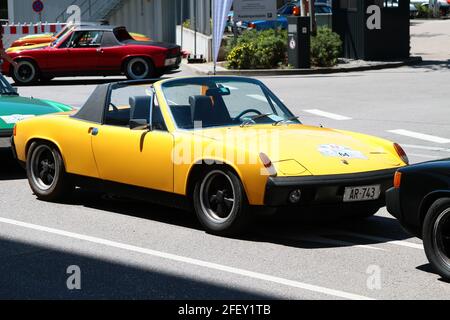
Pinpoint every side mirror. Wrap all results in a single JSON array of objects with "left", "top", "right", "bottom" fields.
[{"left": 130, "top": 119, "right": 151, "bottom": 131}]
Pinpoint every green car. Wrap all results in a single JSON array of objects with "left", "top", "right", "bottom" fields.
[{"left": 0, "top": 74, "right": 72, "bottom": 148}]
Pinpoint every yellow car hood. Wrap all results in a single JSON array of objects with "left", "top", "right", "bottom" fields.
[
  {"left": 194, "top": 124, "right": 403, "bottom": 176},
  {"left": 7, "top": 42, "right": 49, "bottom": 53}
]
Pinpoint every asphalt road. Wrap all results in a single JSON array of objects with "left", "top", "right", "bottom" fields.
[{"left": 1, "top": 21, "right": 449, "bottom": 300}]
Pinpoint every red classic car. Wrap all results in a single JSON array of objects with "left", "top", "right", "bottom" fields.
[{"left": 1, "top": 25, "right": 181, "bottom": 85}]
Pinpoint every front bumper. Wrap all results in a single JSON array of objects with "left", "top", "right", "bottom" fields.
[
  {"left": 265, "top": 168, "right": 398, "bottom": 207},
  {"left": 386, "top": 187, "right": 402, "bottom": 220}
]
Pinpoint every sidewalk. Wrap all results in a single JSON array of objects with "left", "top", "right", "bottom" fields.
[
  {"left": 410, "top": 19, "right": 450, "bottom": 63},
  {"left": 183, "top": 57, "right": 423, "bottom": 76}
]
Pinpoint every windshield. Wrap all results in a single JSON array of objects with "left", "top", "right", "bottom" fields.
[
  {"left": 161, "top": 78, "right": 300, "bottom": 130},
  {"left": 0, "top": 74, "right": 17, "bottom": 95}
]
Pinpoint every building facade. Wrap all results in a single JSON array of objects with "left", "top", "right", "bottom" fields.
[{"left": 3, "top": 0, "right": 211, "bottom": 43}]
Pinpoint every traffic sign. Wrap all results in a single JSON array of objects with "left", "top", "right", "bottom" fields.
[
  {"left": 234, "top": 0, "right": 278, "bottom": 21},
  {"left": 32, "top": 0, "right": 44, "bottom": 14}
]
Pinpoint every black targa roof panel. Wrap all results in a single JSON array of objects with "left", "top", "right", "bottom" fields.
[{"left": 71, "top": 84, "right": 110, "bottom": 123}]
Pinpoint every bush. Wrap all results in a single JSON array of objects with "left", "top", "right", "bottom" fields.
[
  {"left": 227, "top": 43, "right": 256, "bottom": 69},
  {"left": 310, "top": 26, "right": 342, "bottom": 67},
  {"left": 416, "top": 4, "right": 432, "bottom": 18},
  {"left": 226, "top": 29, "right": 287, "bottom": 69}
]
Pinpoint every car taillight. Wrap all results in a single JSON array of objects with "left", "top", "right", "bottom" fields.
[
  {"left": 169, "top": 48, "right": 180, "bottom": 55},
  {"left": 394, "top": 171, "right": 402, "bottom": 189},
  {"left": 293, "top": 6, "right": 301, "bottom": 16},
  {"left": 13, "top": 124, "right": 17, "bottom": 137},
  {"left": 394, "top": 143, "right": 409, "bottom": 165}
]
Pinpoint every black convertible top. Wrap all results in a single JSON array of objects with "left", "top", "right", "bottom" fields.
[
  {"left": 72, "top": 84, "right": 110, "bottom": 123},
  {"left": 71, "top": 79, "right": 161, "bottom": 124}
]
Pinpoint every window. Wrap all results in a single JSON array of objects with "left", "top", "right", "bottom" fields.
[
  {"left": 162, "top": 78, "right": 299, "bottom": 130},
  {"left": 69, "top": 31, "right": 104, "bottom": 48}
]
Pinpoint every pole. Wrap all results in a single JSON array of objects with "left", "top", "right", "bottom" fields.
[
  {"left": 193, "top": 0, "right": 197, "bottom": 58},
  {"left": 213, "top": 0, "right": 216, "bottom": 75},
  {"left": 180, "top": 0, "right": 184, "bottom": 50}
]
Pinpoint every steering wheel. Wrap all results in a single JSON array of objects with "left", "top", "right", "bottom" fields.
[
  {"left": 235, "top": 109, "right": 263, "bottom": 120},
  {"left": 109, "top": 102, "right": 119, "bottom": 112}
]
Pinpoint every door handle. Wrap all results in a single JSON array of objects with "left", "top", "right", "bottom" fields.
[
  {"left": 96, "top": 48, "right": 104, "bottom": 53},
  {"left": 88, "top": 127, "right": 99, "bottom": 136}
]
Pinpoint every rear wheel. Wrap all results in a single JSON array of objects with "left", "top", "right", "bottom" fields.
[
  {"left": 423, "top": 198, "right": 450, "bottom": 280},
  {"left": 26, "top": 142, "right": 73, "bottom": 201},
  {"left": 12, "top": 60, "right": 39, "bottom": 85},
  {"left": 193, "top": 168, "right": 251, "bottom": 236},
  {"left": 125, "top": 57, "right": 155, "bottom": 80}
]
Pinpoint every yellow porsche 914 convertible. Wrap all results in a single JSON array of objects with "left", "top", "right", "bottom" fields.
[{"left": 12, "top": 77, "right": 409, "bottom": 235}]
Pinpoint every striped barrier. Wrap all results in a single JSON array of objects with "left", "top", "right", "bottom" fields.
[{"left": 1, "top": 23, "right": 66, "bottom": 49}]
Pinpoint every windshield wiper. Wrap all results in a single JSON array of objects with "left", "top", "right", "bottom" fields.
[
  {"left": 272, "top": 116, "right": 300, "bottom": 126},
  {"left": 240, "top": 113, "right": 274, "bottom": 127}
]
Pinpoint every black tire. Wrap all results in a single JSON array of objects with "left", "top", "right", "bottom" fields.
[
  {"left": 193, "top": 167, "right": 251, "bottom": 236},
  {"left": 124, "top": 57, "right": 156, "bottom": 80},
  {"left": 26, "top": 141, "right": 73, "bottom": 202},
  {"left": 12, "top": 59, "right": 39, "bottom": 85},
  {"left": 423, "top": 198, "right": 450, "bottom": 280}
]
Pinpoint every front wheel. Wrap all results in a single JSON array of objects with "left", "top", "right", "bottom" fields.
[
  {"left": 12, "top": 60, "right": 39, "bottom": 85},
  {"left": 423, "top": 198, "right": 450, "bottom": 280},
  {"left": 124, "top": 57, "right": 155, "bottom": 80},
  {"left": 193, "top": 168, "right": 251, "bottom": 236},
  {"left": 26, "top": 142, "right": 73, "bottom": 202}
]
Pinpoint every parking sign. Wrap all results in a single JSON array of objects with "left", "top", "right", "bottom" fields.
[{"left": 234, "top": 0, "right": 278, "bottom": 21}]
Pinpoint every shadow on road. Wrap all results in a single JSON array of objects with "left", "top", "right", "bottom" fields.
[
  {"left": 416, "top": 264, "right": 450, "bottom": 284},
  {"left": 0, "top": 237, "right": 274, "bottom": 299},
  {"left": 411, "top": 59, "right": 450, "bottom": 70},
  {"left": 11, "top": 70, "right": 182, "bottom": 87},
  {"left": 0, "top": 148, "right": 25, "bottom": 181},
  {"left": 61, "top": 188, "right": 415, "bottom": 250}
]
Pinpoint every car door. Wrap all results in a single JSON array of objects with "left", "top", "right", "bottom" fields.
[
  {"left": 66, "top": 30, "right": 104, "bottom": 73},
  {"left": 90, "top": 86, "right": 174, "bottom": 192},
  {"left": 95, "top": 31, "right": 124, "bottom": 73}
]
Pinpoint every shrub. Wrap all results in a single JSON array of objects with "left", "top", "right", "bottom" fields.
[
  {"left": 416, "top": 4, "right": 432, "bottom": 18},
  {"left": 310, "top": 26, "right": 342, "bottom": 67},
  {"left": 226, "top": 29, "right": 287, "bottom": 69},
  {"left": 226, "top": 43, "right": 256, "bottom": 69}
]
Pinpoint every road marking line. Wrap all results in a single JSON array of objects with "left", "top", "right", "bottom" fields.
[
  {"left": 388, "top": 130, "right": 450, "bottom": 144},
  {"left": 247, "top": 94, "right": 268, "bottom": 102},
  {"left": 295, "top": 235, "right": 387, "bottom": 252},
  {"left": 0, "top": 217, "right": 373, "bottom": 300},
  {"left": 402, "top": 144, "right": 450, "bottom": 153},
  {"left": 303, "top": 109, "right": 352, "bottom": 121},
  {"left": 338, "top": 231, "right": 423, "bottom": 250}
]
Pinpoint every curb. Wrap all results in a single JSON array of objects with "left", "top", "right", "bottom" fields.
[{"left": 184, "top": 56, "right": 423, "bottom": 76}]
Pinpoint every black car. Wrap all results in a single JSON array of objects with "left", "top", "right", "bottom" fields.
[{"left": 386, "top": 159, "right": 450, "bottom": 280}]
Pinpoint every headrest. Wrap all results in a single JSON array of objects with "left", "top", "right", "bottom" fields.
[{"left": 129, "top": 96, "right": 152, "bottom": 120}]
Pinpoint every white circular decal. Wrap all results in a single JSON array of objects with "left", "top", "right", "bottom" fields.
[{"left": 289, "top": 38, "right": 296, "bottom": 50}]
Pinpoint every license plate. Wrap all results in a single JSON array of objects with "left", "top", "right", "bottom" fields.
[
  {"left": 343, "top": 185, "right": 381, "bottom": 202},
  {"left": 0, "top": 137, "right": 11, "bottom": 148}
]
